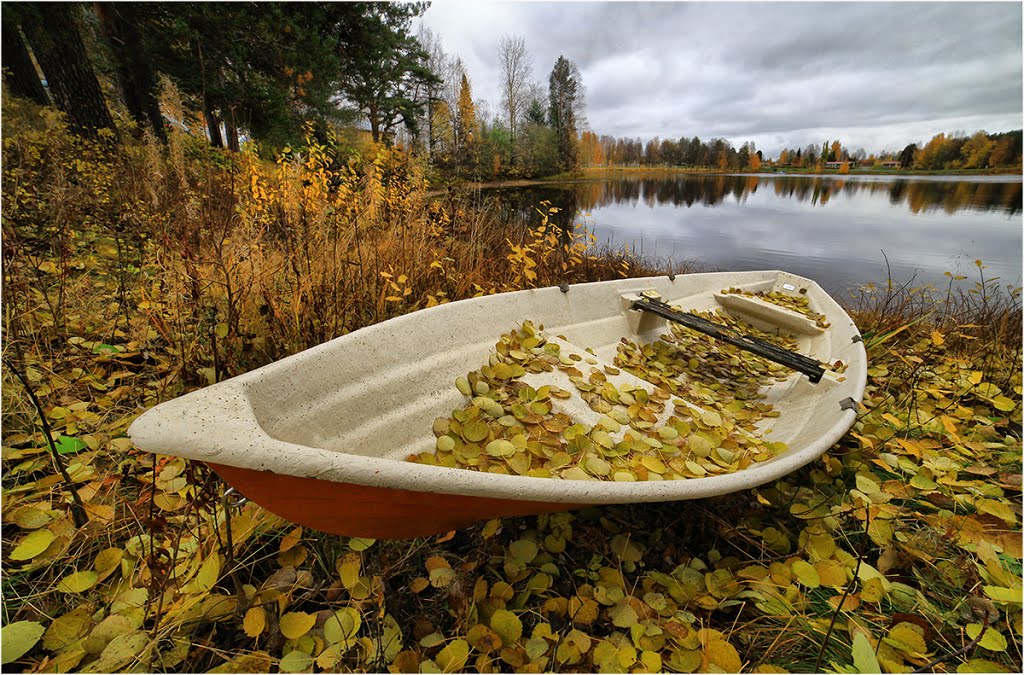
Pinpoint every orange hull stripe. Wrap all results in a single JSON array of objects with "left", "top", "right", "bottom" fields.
[{"left": 208, "top": 463, "right": 587, "bottom": 538}]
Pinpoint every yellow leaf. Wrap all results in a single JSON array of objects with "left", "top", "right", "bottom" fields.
[
  {"left": 886, "top": 622, "right": 927, "bottom": 655},
  {"left": 976, "top": 498, "right": 1017, "bottom": 525},
  {"left": 278, "top": 649, "right": 313, "bottom": 673},
  {"left": 931, "top": 330, "right": 945, "bottom": 346},
  {"left": 609, "top": 602, "right": 638, "bottom": 627},
  {"left": 10, "top": 529, "right": 55, "bottom": 561},
  {"left": 489, "top": 609, "right": 522, "bottom": 645},
  {"left": 194, "top": 554, "right": 221, "bottom": 592},
  {"left": 279, "top": 612, "right": 316, "bottom": 641},
  {"left": 791, "top": 560, "right": 821, "bottom": 588},
  {"left": 852, "top": 632, "right": 881, "bottom": 673},
  {"left": 969, "top": 371, "right": 984, "bottom": 385},
  {"left": 966, "top": 623, "right": 1008, "bottom": 652},
  {"left": 338, "top": 553, "right": 361, "bottom": 590},
  {"left": 992, "top": 395, "right": 1016, "bottom": 412},
  {"left": 467, "top": 624, "right": 503, "bottom": 653},
  {"left": 243, "top": 607, "right": 266, "bottom": 638},
  {"left": 436, "top": 638, "right": 470, "bottom": 673},
  {"left": 279, "top": 526, "right": 302, "bottom": 553},
  {"left": 10, "top": 504, "right": 52, "bottom": 529},
  {"left": 57, "top": 570, "right": 98, "bottom": 594},
  {"left": 2, "top": 621, "right": 45, "bottom": 665},
  {"left": 323, "top": 607, "right": 360, "bottom": 647},
  {"left": 43, "top": 606, "right": 93, "bottom": 651},
  {"left": 705, "top": 638, "right": 742, "bottom": 672}
]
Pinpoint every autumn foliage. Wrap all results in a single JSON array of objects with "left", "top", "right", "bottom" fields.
[{"left": 1, "top": 94, "right": 1021, "bottom": 674}]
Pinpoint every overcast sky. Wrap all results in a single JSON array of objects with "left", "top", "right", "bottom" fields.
[{"left": 419, "top": 1, "right": 1023, "bottom": 157}]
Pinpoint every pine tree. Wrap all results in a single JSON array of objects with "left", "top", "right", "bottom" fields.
[
  {"left": 456, "top": 73, "right": 478, "bottom": 171},
  {"left": 548, "top": 55, "right": 580, "bottom": 172}
]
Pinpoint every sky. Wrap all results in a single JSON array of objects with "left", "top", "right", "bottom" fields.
[{"left": 418, "top": 1, "right": 1023, "bottom": 157}]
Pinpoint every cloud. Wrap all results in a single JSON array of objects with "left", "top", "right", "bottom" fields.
[{"left": 420, "top": 1, "right": 1022, "bottom": 156}]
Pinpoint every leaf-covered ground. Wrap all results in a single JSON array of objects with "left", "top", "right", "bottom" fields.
[{"left": 2, "top": 95, "right": 1021, "bottom": 673}]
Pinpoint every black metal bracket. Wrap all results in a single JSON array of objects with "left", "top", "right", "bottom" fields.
[{"left": 632, "top": 293, "right": 827, "bottom": 384}]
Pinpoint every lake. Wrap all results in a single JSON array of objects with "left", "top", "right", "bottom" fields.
[{"left": 487, "top": 173, "right": 1022, "bottom": 298}]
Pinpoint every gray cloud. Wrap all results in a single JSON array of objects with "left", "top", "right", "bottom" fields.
[{"left": 420, "top": 1, "right": 1022, "bottom": 156}]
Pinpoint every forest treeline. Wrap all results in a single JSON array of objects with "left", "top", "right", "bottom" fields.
[{"left": 2, "top": 2, "right": 1021, "bottom": 179}]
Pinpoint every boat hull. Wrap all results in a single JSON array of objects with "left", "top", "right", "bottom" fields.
[
  {"left": 209, "top": 463, "right": 585, "bottom": 538},
  {"left": 129, "top": 271, "right": 868, "bottom": 539}
]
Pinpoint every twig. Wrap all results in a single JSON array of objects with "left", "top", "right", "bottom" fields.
[
  {"left": 3, "top": 356, "right": 89, "bottom": 527},
  {"left": 910, "top": 615, "right": 989, "bottom": 674}
]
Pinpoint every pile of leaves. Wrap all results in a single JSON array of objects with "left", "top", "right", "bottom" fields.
[
  {"left": 2, "top": 96, "right": 1021, "bottom": 673},
  {"left": 409, "top": 313, "right": 793, "bottom": 481}
]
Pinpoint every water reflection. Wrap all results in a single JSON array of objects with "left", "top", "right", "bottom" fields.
[
  {"left": 487, "top": 174, "right": 1022, "bottom": 295},
  {"left": 560, "top": 174, "right": 1022, "bottom": 215}
]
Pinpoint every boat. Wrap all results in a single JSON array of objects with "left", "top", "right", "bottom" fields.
[{"left": 128, "top": 271, "right": 867, "bottom": 538}]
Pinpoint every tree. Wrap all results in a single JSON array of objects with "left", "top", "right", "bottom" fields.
[
  {"left": 548, "top": 55, "right": 582, "bottom": 172},
  {"left": 456, "top": 73, "right": 478, "bottom": 171},
  {"left": 579, "top": 131, "right": 604, "bottom": 167},
  {"left": 498, "top": 34, "right": 532, "bottom": 166},
  {"left": 94, "top": 3, "right": 166, "bottom": 143},
  {"left": 525, "top": 97, "right": 546, "bottom": 126},
  {"left": 960, "top": 131, "right": 995, "bottom": 169},
  {"left": 899, "top": 143, "right": 918, "bottom": 169},
  {"left": 14, "top": 3, "right": 117, "bottom": 138},
  {"left": 333, "top": 3, "right": 438, "bottom": 144},
  {"left": 1, "top": 15, "right": 50, "bottom": 106}
]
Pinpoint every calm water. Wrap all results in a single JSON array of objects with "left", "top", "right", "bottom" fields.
[{"left": 489, "top": 174, "right": 1023, "bottom": 297}]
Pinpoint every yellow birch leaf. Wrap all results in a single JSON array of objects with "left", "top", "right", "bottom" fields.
[
  {"left": 992, "top": 396, "right": 1016, "bottom": 412},
  {"left": 57, "top": 570, "right": 99, "bottom": 594},
  {"left": 852, "top": 632, "right": 881, "bottom": 673},
  {"left": 436, "top": 638, "right": 470, "bottom": 673},
  {"left": 966, "top": 623, "right": 1007, "bottom": 652},
  {"left": 278, "top": 526, "right": 302, "bottom": 553},
  {"left": 279, "top": 612, "right": 316, "bottom": 641},
  {"left": 323, "top": 607, "right": 360, "bottom": 647},
  {"left": 705, "top": 638, "right": 742, "bottom": 672},
  {"left": 243, "top": 607, "right": 266, "bottom": 638},
  {"left": 2, "top": 621, "right": 45, "bottom": 665},
  {"left": 338, "top": 553, "right": 361, "bottom": 590},
  {"left": 43, "top": 606, "right": 93, "bottom": 651},
  {"left": 11, "top": 529, "right": 55, "bottom": 561},
  {"left": 886, "top": 622, "right": 927, "bottom": 655},
  {"left": 194, "top": 554, "right": 221, "bottom": 592},
  {"left": 791, "top": 560, "right": 821, "bottom": 588},
  {"left": 969, "top": 371, "right": 984, "bottom": 385},
  {"left": 490, "top": 609, "right": 522, "bottom": 646},
  {"left": 11, "top": 505, "right": 52, "bottom": 529},
  {"left": 931, "top": 331, "right": 945, "bottom": 346},
  {"left": 278, "top": 649, "right": 313, "bottom": 673}
]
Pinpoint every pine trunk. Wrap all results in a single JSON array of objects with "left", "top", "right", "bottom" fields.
[
  {"left": 1, "top": 21, "right": 50, "bottom": 105},
  {"left": 225, "top": 110, "right": 240, "bottom": 152},
  {"left": 94, "top": 2, "right": 166, "bottom": 143},
  {"left": 21, "top": 3, "right": 117, "bottom": 139},
  {"left": 204, "top": 97, "right": 223, "bottom": 147}
]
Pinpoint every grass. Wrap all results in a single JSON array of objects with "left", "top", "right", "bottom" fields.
[{"left": 2, "top": 93, "right": 1021, "bottom": 673}]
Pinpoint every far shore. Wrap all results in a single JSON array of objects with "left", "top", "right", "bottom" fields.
[{"left": 425, "top": 164, "right": 1023, "bottom": 195}]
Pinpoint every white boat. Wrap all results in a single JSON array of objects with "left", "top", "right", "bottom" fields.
[{"left": 128, "top": 271, "right": 867, "bottom": 538}]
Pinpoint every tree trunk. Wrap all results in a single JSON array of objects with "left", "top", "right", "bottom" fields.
[
  {"left": 204, "top": 97, "right": 223, "bottom": 147},
  {"left": 1, "top": 21, "right": 50, "bottom": 105},
  {"left": 94, "top": 2, "right": 166, "bottom": 144},
  {"left": 21, "top": 3, "right": 117, "bottom": 139},
  {"left": 225, "top": 108, "right": 240, "bottom": 152}
]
